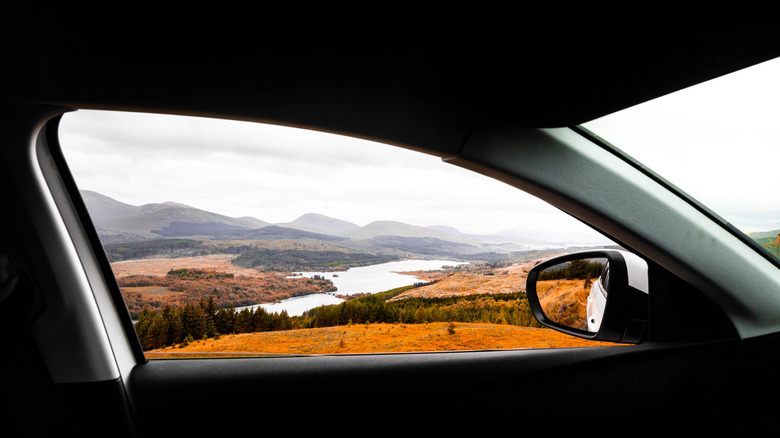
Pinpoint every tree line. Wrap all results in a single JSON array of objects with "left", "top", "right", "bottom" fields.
[
  {"left": 537, "top": 259, "right": 605, "bottom": 281},
  {"left": 303, "top": 289, "right": 539, "bottom": 329},
  {"left": 103, "top": 238, "right": 256, "bottom": 262},
  {"left": 230, "top": 248, "right": 399, "bottom": 272},
  {"left": 133, "top": 285, "right": 541, "bottom": 351}
]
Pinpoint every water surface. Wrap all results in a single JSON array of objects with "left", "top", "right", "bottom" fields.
[{"left": 242, "top": 259, "right": 466, "bottom": 316}]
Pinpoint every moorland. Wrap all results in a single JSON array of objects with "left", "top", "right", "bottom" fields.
[{"left": 85, "top": 189, "right": 621, "bottom": 353}]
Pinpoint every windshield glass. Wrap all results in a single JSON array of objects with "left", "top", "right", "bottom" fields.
[{"left": 583, "top": 56, "right": 780, "bottom": 262}]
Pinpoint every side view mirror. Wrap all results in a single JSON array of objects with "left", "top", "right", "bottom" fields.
[{"left": 526, "top": 249, "right": 649, "bottom": 343}]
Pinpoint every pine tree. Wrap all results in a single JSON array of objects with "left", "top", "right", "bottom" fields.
[
  {"left": 182, "top": 304, "right": 206, "bottom": 340},
  {"left": 144, "top": 313, "right": 169, "bottom": 350},
  {"left": 447, "top": 321, "right": 456, "bottom": 335}
]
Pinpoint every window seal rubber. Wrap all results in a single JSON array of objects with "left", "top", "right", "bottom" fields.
[{"left": 43, "top": 115, "right": 147, "bottom": 364}]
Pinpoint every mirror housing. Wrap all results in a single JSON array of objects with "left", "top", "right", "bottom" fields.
[{"left": 526, "top": 249, "right": 649, "bottom": 343}]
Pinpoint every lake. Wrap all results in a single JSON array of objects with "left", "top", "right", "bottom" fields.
[{"left": 240, "top": 259, "right": 467, "bottom": 316}]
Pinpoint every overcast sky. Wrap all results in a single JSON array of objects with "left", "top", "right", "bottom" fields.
[
  {"left": 57, "top": 56, "right": 780, "bottom": 242},
  {"left": 58, "top": 109, "right": 602, "bottom": 241}
]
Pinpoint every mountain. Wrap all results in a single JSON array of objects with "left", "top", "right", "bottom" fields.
[
  {"left": 361, "top": 235, "right": 479, "bottom": 257},
  {"left": 426, "top": 225, "right": 466, "bottom": 236},
  {"left": 80, "top": 190, "right": 142, "bottom": 220},
  {"left": 342, "top": 220, "right": 480, "bottom": 244},
  {"left": 278, "top": 213, "right": 359, "bottom": 236},
  {"left": 214, "top": 225, "right": 348, "bottom": 241},
  {"left": 79, "top": 191, "right": 608, "bottom": 257},
  {"left": 237, "top": 216, "right": 270, "bottom": 228},
  {"left": 80, "top": 190, "right": 268, "bottom": 242}
]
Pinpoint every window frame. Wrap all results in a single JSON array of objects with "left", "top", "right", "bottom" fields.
[
  {"left": 37, "top": 112, "right": 147, "bottom": 378},
  {"left": 27, "top": 104, "right": 779, "bottom": 435},
  {"left": 41, "top": 107, "right": 772, "bottom": 354}
]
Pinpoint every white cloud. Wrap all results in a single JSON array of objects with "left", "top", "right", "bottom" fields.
[
  {"left": 59, "top": 54, "right": 780, "bottom": 245},
  {"left": 58, "top": 109, "right": 586, "bottom": 238}
]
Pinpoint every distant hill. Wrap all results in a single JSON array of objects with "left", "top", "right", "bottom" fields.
[
  {"left": 363, "top": 235, "right": 478, "bottom": 256},
  {"left": 80, "top": 190, "right": 267, "bottom": 242},
  {"left": 79, "top": 191, "right": 609, "bottom": 259},
  {"left": 342, "top": 220, "right": 480, "bottom": 244},
  {"left": 236, "top": 216, "right": 270, "bottom": 229},
  {"left": 278, "top": 213, "right": 359, "bottom": 236},
  {"left": 215, "top": 225, "right": 348, "bottom": 241},
  {"left": 80, "top": 190, "right": 143, "bottom": 220}
]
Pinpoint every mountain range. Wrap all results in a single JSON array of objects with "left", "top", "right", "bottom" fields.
[{"left": 79, "top": 190, "right": 608, "bottom": 257}]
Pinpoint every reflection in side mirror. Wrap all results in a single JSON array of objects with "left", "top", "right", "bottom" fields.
[
  {"left": 534, "top": 257, "right": 608, "bottom": 333},
  {"left": 527, "top": 249, "right": 649, "bottom": 344}
]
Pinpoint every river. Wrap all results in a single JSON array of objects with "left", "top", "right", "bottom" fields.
[{"left": 238, "top": 259, "right": 467, "bottom": 316}]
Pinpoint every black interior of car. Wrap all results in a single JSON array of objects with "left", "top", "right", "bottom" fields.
[{"left": 5, "top": 6, "right": 780, "bottom": 435}]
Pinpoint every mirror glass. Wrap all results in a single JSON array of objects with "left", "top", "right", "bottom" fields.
[{"left": 535, "top": 258, "right": 608, "bottom": 333}]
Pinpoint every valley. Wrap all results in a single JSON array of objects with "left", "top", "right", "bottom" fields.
[{"left": 86, "top": 189, "right": 617, "bottom": 354}]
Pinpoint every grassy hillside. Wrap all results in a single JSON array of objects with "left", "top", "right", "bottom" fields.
[
  {"left": 119, "top": 268, "right": 335, "bottom": 318},
  {"left": 147, "top": 322, "right": 619, "bottom": 357}
]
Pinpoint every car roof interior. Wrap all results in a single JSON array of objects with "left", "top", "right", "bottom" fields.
[{"left": 12, "top": 9, "right": 780, "bottom": 149}]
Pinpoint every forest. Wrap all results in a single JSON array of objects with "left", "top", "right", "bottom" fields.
[
  {"left": 103, "top": 238, "right": 255, "bottom": 262},
  {"left": 132, "top": 284, "right": 542, "bottom": 351},
  {"left": 537, "top": 258, "right": 605, "bottom": 281},
  {"left": 230, "top": 248, "right": 400, "bottom": 272}
]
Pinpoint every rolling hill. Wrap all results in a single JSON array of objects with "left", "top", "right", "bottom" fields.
[
  {"left": 341, "top": 220, "right": 480, "bottom": 243},
  {"left": 278, "top": 213, "right": 359, "bottom": 236},
  {"left": 80, "top": 190, "right": 268, "bottom": 242},
  {"left": 79, "top": 190, "right": 607, "bottom": 260}
]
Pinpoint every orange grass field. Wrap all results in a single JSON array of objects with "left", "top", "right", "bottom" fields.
[{"left": 147, "top": 322, "right": 620, "bottom": 358}]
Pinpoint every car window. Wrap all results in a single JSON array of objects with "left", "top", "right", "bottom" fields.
[
  {"left": 57, "top": 110, "right": 619, "bottom": 358},
  {"left": 583, "top": 56, "right": 780, "bottom": 264}
]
